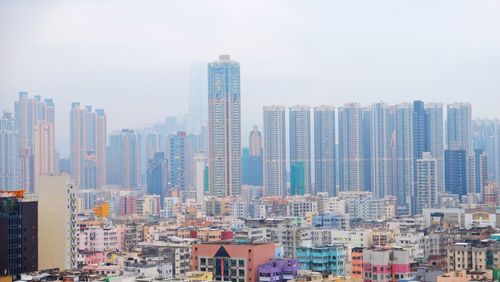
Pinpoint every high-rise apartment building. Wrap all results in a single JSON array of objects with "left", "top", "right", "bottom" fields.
[
  {"left": 416, "top": 152, "right": 438, "bottom": 214},
  {"left": 394, "top": 103, "right": 414, "bottom": 213},
  {"left": 445, "top": 149, "right": 467, "bottom": 196},
  {"left": 263, "top": 105, "right": 287, "bottom": 197},
  {"left": 370, "top": 102, "right": 394, "bottom": 199},
  {"left": 338, "top": 103, "right": 371, "bottom": 193},
  {"left": 14, "top": 92, "right": 55, "bottom": 192},
  {"left": 0, "top": 112, "right": 18, "bottom": 190},
  {"left": 37, "top": 175, "right": 77, "bottom": 270},
  {"left": 169, "top": 131, "right": 188, "bottom": 196},
  {"left": 314, "top": 105, "right": 336, "bottom": 196},
  {"left": 193, "top": 152, "right": 208, "bottom": 204},
  {"left": 447, "top": 103, "right": 473, "bottom": 154},
  {"left": 146, "top": 152, "right": 168, "bottom": 208},
  {"left": 289, "top": 105, "right": 312, "bottom": 195},
  {"left": 69, "top": 103, "right": 107, "bottom": 189},
  {"left": 207, "top": 55, "right": 241, "bottom": 196},
  {"left": 473, "top": 119, "right": 497, "bottom": 182},
  {"left": 0, "top": 192, "right": 38, "bottom": 277},
  {"left": 426, "top": 103, "right": 445, "bottom": 192},
  {"left": 34, "top": 120, "right": 55, "bottom": 184},
  {"left": 472, "top": 149, "right": 488, "bottom": 193},
  {"left": 107, "top": 129, "right": 139, "bottom": 188}
]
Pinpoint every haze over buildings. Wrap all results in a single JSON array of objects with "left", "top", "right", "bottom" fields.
[{"left": 1, "top": 2, "right": 500, "bottom": 281}]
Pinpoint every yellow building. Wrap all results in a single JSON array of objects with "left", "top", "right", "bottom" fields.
[
  {"left": 186, "top": 271, "right": 214, "bottom": 281},
  {"left": 38, "top": 175, "right": 77, "bottom": 270}
]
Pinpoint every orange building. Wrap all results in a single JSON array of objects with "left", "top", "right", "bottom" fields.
[
  {"left": 192, "top": 242, "right": 275, "bottom": 282},
  {"left": 351, "top": 247, "right": 364, "bottom": 279}
]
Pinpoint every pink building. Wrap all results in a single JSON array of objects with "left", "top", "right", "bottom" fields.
[
  {"left": 363, "top": 247, "right": 412, "bottom": 282},
  {"left": 119, "top": 195, "right": 137, "bottom": 215},
  {"left": 77, "top": 251, "right": 106, "bottom": 268},
  {"left": 78, "top": 222, "right": 123, "bottom": 252}
]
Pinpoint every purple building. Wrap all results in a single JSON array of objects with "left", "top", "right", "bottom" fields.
[{"left": 258, "top": 259, "right": 299, "bottom": 282}]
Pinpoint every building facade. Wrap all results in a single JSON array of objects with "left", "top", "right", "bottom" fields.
[
  {"left": 208, "top": 55, "right": 241, "bottom": 197},
  {"left": 263, "top": 105, "right": 287, "bottom": 197}
]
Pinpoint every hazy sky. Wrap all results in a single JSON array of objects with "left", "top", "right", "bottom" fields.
[{"left": 1, "top": 0, "right": 500, "bottom": 156}]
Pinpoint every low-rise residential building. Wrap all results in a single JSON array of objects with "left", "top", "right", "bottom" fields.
[
  {"left": 258, "top": 259, "right": 299, "bottom": 282},
  {"left": 191, "top": 242, "right": 276, "bottom": 282},
  {"left": 362, "top": 247, "right": 412, "bottom": 282},
  {"left": 296, "top": 245, "right": 345, "bottom": 277}
]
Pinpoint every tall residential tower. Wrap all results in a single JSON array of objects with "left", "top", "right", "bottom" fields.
[
  {"left": 314, "top": 105, "right": 336, "bottom": 196},
  {"left": 263, "top": 106, "right": 287, "bottom": 196},
  {"left": 207, "top": 55, "right": 241, "bottom": 196}
]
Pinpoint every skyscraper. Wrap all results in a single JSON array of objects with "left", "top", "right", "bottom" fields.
[
  {"left": 338, "top": 103, "right": 371, "bottom": 192},
  {"left": 415, "top": 153, "right": 437, "bottom": 215},
  {"left": 207, "top": 55, "right": 241, "bottom": 196},
  {"left": 242, "top": 126, "right": 263, "bottom": 186},
  {"left": 314, "top": 105, "right": 336, "bottom": 196},
  {"left": 370, "top": 102, "right": 394, "bottom": 199},
  {"left": 193, "top": 152, "right": 208, "bottom": 204},
  {"left": 474, "top": 149, "right": 488, "bottom": 194},
  {"left": 447, "top": 103, "right": 472, "bottom": 154},
  {"left": 289, "top": 105, "right": 312, "bottom": 195},
  {"left": 445, "top": 149, "right": 467, "bottom": 196},
  {"left": 0, "top": 112, "right": 18, "bottom": 190},
  {"left": 169, "top": 131, "right": 187, "bottom": 197},
  {"left": 107, "top": 129, "right": 139, "bottom": 188},
  {"left": 146, "top": 152, "right": 168, "bottom": 208},
  {"left": 249, "top": 125, "right": 263, "bottom": 157},
  {"left": 34, "top": 120, "right": 55, "bottom": 180},
  {"left": 413, "top": 101, "right": 429, "bottom": 160},
  {"left": 394, "top": 104, "right": 414, "bottom": 214},
  {"left": 263, "top": 105, "right": 287, "bottom": 196},
  {"left": 14, "top": 92, "right": 55, "bottom": 192},
  {"left": 473, "top": 119, "right": 497, "bottom": 182},
  {"left": 70, "top": 103, "right": 107, "bottom": 189},
  {"left": 426, "top": 103, "right": 445, "bottom": 192}
]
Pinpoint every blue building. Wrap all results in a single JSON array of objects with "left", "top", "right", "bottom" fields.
[
  {"left": 242, "top": 147, "right": 264, "bottom": 187},
  {"left": 147, "top": 152, "right": 168, "bottom": 208},
  {"left": 296, "top": 245, "right": 344, "bottom": 276},
  {"left": 445, "top": 149, "right": 467, "bottom": 196},
  {"left": 312, "top": 213, "right": 345, "bottom": 229}
]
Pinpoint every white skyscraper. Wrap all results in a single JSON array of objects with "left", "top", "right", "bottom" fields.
[
  {"left": 416, "top": 152, "right": 438, "bottom": 214},
  {"left": 370, "top": 102, "right": 394, "bottom": 199},
  {"left": 338, "top": 103, "right": 370, "bottom": 192},
  {"left": 289, "top": 105, "right": 312, "bottom": 195},
  {"left": 314, "top": 105, "right": 336, "bottom": 196},
  {"left": 426, "top": 103, "right": 445, "bottom": 192},
  {"left": 447, "top": 103, "right": 472, "bottom": 154},
  {"left": 193, "top": 152, "right": 207, "bottom": 204},
  {"left": 394, "top": 104, "right": 414, "bottom": 212},
  {"left": 263, "top": 105, "right": 287, "bottom": 196}
]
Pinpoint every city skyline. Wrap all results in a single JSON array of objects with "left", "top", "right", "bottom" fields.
[{"left": 2, "top": 2, "right": 500, "bottom": 280}]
